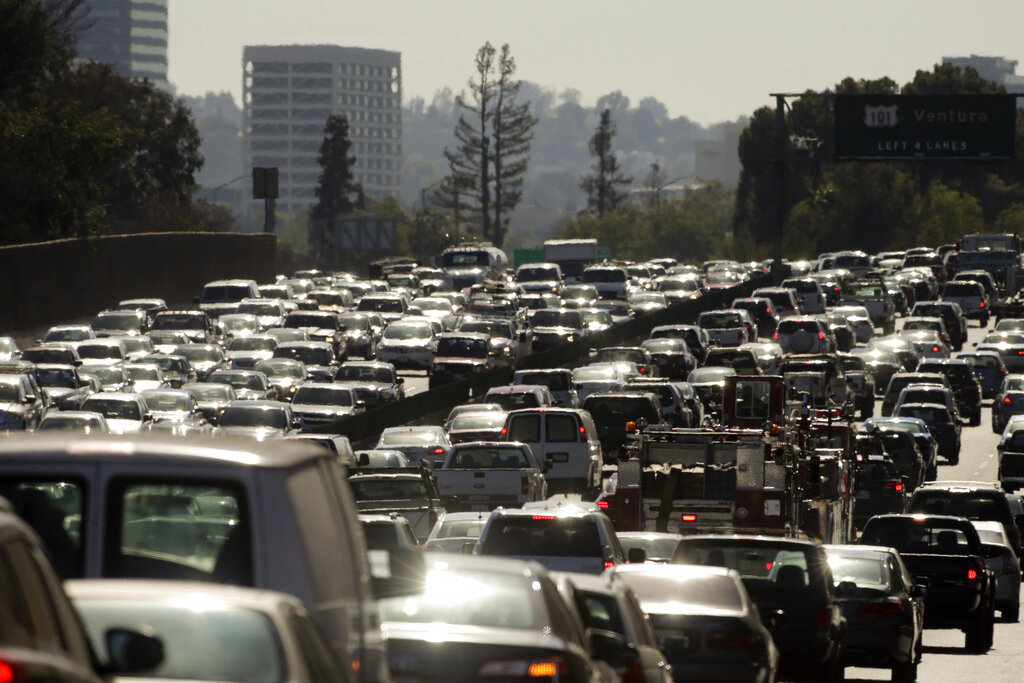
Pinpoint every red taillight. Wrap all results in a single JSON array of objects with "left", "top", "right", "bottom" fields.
[
  {"left": 521, "top": 476, "right": 529, "bottom": 495},
  {"left": 604, "top": 561, "right": 614, "bottom": 571},
  {"left": 0, "top": 661, "right": 13, "bottom": 683},
  {"left": 597, "top": 500, "right": 610, "bottom": 509},
  {"left": 531, "top": 515, "right": 555, "bottom": 520},
  {"left": 968, "top": 568, "right": 979, "bottom": 580},
  {"left": 858, "top": 600, "right": 903, "bottom": 615},
  {"left": 773, "top": 332, "right": 779, "bottom": 340},
  {"left": 579, "top": 425, "right": 587, "bottom": 442},
  {"left": 500, "top": 427, "right": 508, "bottom": 438},
  {"left": 681, "top": 513, "right": 697, "bottom": 522},
  {"left": 932, "top": 346, "right": 940, "bottom": 352},
  {"left": 1018, "top": 350, "right": 1024, "bottom": 356},
  {"left": 885, "top": 481, "right": 904, "bottom": 492},
  {"left": 433, "top": 447, "right": 444, "bottom": 454},
  {"left": 980, "top": 301, "right": 986, "bottom": 308},
  {"left": 1005, "top": 396, "right": 1013, "bottom": 404},
  {"left": 765, "top": 562, "right": 774, "bottom": 571},
  {"left": 816, "top": 607, "right": 831, "bottom": 633},
  {"left": 765, "top": 307, "right": 771, "bottom": 314},
  {"left": 706, "top": 630, "right": 760, "bottom": 649},
  {"left": 818, "top": 332, "right": 825, "bottom": 340}
]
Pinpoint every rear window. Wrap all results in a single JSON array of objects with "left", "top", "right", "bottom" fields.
[
  {"left": 481, "top": 516, "right": 602, "bottom": 557},
  {"left": 508, "top": 414, "right": 540, "bottom": 442},
  {"left": 449, "top": 446, "right": 530, "bottom": 469},
  {"left": 547, "top": 414, "right": 580, "bottom": 442},
  {"left": 618, "top": 571, "right": 744, "bottom": 613},
  {"left": 673, "top": 541, "right": 830, "bottom": 593},
  {"left": 943, "top": 283, "right": 983, "bottom": 296},
  {"left": 782, "top": 280, "right": 818, "bottom": 294},
  {"left": 699, "top": 312, "right": 742, "bottom": 328},
  {"left": 859, "top": 518, "right": 976, "bottom": 554},
  {"left": 585, "top": 397, "right": 659, "bottom": 423},
  {"left": 909, "top": 492, "right": 1012, "bottom": 524},
  {"left": 517, "top": 372, "right": 570, "bottom": 392},
  {"left": 777, "top": 320, "right": 821, "bottom": 334},
  {"left": 583, "top": 269, "right": 626, "bottom": 284}
]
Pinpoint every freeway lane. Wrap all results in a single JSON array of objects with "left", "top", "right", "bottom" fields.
[{"left": 848, "top": 320, "right": 1023, "bottom": 682}]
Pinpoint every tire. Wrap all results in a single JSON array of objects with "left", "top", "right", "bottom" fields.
[
  {"left": 947, "top": 451, "right": 959, "bottom": 466},
  {"left": 1004, "top": 601, "right": 1020, "bottom": 623},
  {"left": 891, "top": 659, "right": 917, "bottom": 683},
  {"left": 790, "top": 330, "right": 814, "bottom": 354},
  {"left": 807, "top": 656, "right": 844, "bottom": 683},
  {"left": 860, "top": 399, "right": 874, "bottom": 420},
  {"left": 981, "top": 314, "right": 990, "bottom": 327},
  {"left": 965, "top": 611, "right": 994, "bottom": 653},
  {"left": 971, "top": 409, "right": 981, "bottom": 427}
]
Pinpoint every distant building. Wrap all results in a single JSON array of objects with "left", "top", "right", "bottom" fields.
[
  {"left": 694, "top": 121, "right": 743, "bottom": 190},
  {"left": 242, "top": 45, "right": 403, "bottom": 214},
  {"left": 942, "top": 55, "right": 1024, "bottom": 104},
  {"left": 76, "top": 0, "right": 169, "bottom": 88}
]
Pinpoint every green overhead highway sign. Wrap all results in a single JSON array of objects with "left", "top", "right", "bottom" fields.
[{"left": 834, "top": 94, "right": 1016, "bottom": 160}]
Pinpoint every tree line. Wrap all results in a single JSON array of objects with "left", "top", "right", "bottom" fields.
[{"left": 0, "top": 0, "right": 215, "bottom": 245}]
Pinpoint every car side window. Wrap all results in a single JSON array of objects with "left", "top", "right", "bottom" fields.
[
  {"left": 289, "top": 608, "right": 350, "bottom": 682},
  {"left": 2, "top": 538, "right": 65, "bottom": 653},
  {"left": 539, "top": 576, "right": 585, "bottom": 647},
  {"left": 0, "top": 480, "right": 85, "bottom": 580}
]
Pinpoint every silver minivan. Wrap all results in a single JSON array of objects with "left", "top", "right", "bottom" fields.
[{"left": 502, "top": 408, "right": 603, "bottom": 496}]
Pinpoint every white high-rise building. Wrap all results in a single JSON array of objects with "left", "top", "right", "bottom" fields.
[
  {"left": 76, "top": 0, "right": 169, "bottom": 88},
  {"left": 243, "top": 45, "right": 402, "bottom": 214}
]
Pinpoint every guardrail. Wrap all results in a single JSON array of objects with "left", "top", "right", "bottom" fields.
[{"left": 309, "top": 273, "right": 771, "bottom": 442}]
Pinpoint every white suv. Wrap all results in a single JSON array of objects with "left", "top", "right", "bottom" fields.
[{"left": 773, "top": 317, "right": 834, "bottom": 354}]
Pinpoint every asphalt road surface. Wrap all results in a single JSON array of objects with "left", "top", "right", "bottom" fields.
[{"left": 848, "top": 319, "right": 1021, "bottom": 682}]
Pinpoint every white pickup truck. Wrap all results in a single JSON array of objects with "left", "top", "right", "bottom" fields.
[
  {"left": 348, "top": 467, "right": 447, "bottom": 541},
  {"left": 435, "top": 441, "right": 548, "bottom": 512}
]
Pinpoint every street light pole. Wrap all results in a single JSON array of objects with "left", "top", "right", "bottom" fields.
[
  {"left": 211, "top": 174, "right": 251, "bottom": 204},
  {"left": 420, "top": 178, "right": 445, "bottom": 211}
]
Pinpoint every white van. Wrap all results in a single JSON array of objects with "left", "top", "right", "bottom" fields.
[
  {"left": 502, "top": 408, "right": 603, "bottom": 496},
  {"left": 0, "top": 433, "right": 422, "bottom": 683}
]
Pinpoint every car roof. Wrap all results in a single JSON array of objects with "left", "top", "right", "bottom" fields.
[
  {"left": 65, "top": 579, "right": 303, "bottom": 612},
  {"left": 0, "top": 433, "right": 334, "bottom": 469}
]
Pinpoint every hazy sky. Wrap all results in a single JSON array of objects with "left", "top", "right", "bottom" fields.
[{"left": 168, "top": 0, "right": 1024, "bottom": 125}]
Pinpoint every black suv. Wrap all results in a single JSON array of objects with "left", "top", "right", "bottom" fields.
[
  {"left": 907, "top": 481, "right": 1022, "bottom": 558},
  {"left": 852, "top": 454, "right": 907, "bottom": 528},
  {"left": 916, "top": 358, "right": 983, "bottom": 426}
]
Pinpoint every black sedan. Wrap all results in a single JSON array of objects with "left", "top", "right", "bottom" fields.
[
  {"left": 380, "top": 554, "right": 616, "bottom": 683},
  {"left": 824, "top": 544, "right": 924, "bottom": 682}
]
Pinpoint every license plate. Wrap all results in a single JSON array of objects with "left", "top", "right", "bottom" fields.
[
  {"left": 550, "top": 453, "right": 569, "bottom": 463},
  {"left": 471, "top": 505, "right": 489, "bottom": 512}
]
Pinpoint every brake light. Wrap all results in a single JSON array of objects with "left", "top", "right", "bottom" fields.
[
  {"left": 766, "top": 307, "right": 771, "bottom": 314},
  {"left": 765, "top": 562, "right": 773, "bottom": 571},
  {"left": 706, "top": 630, "right": 760, "bottom": 649},
  {"left": 885, "top": 481, "right": 904, "bottom": 492},
  {"left": 816, "top": 607, "right": 831, "bottom": 633},
  {"left": 858, "top": 599, "right": 903, "bottom": 615},
  {"left": 0, "top": 661, "right": 12, "bottom": 683},
  {"left": 531, "top": 515, "right": 555, "bottom": 520},
  {"left": 597, "top": 500, "right": 609, "bottom": 509},
  {"left": 1005, "top": 396, "right": 1013, "bottom": 404},
  {"left": 681, "top": 514, "right": 697, "bottom": 522},
  {"left": 433, "top": 447, "right": 445, "bottom": 454},
  {"left": 818, "top": 332, "right": 825, "bottom": 340},
  {"left": 579, "top": 425, "right": 587, "bottom": 442},
  {"left": 980, "top": 301, "right": 986, "bottom": 308},
  {"left": 773, "top": 332, "right": 779, "bottom": 340},
  {"left": 968, "top": 569, "right": 979, "bottom": 580},
  {"left": 933, "top": 346, "right": 940, "bottom": 353},
  {"left": 500, "top": 427, "right": 508, "bottom": 438}
]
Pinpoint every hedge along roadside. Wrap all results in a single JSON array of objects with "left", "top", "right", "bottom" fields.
[{"left": 307, "top": 274, "right": 771, "bottom": 442}]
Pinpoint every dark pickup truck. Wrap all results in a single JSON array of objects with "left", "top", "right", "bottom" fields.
[{"left": 858, "top": 514, "right": 997, "bottom": 652}]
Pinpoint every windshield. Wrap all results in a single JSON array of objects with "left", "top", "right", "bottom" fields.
[
  {"left": 583, "top": 269, "right": 626, "bottom": 283},
  {"left": 210, "top": 373, "right": 266, "bottom": 391},
  {"left": 530, "top": 310, "right": 582, "bottom": 329},
  {"left": 176, "top": 346, "right": 221, "bottom": 362},
  {"left": 92, "top": 315, "right": 139, "bottom": 331},
  {"left": 0, "top": 382, "right": 21, "bottom": 401},
  {"left": 380, "top": 430, "right": 440, "bottom": 446},
  {"left": 188, "top": 384, "right": 233, "bottom": 401},
  {"left": 33, "top": 368, "right": 76, "bottom": 388},
  {"left": 436, "top": 337, "right": 488, "bottom": 358},
  {"left": 699, "top": 312, "right": 743, "bottom": 328},
  {"left": 338, "top": 314, "right": 371, "bottom": 331},
  {"left": 152, "top": 314, "right": 205, "bottom": 331},
  {"left": 517, "top": 266, "right": 558, "bottom": 281},
  {"left": 336, "top": 365, "right": 394, "bottom": 383},
  {"left": 443, "top": 251, "right": 490, "bottom": 267},
  {"left": 357, "top": 297, "right": 405, "bottom": 313},
  {"left": 237, "top": 301, "right": 282, "bottom": 316},
  {"left": 142, "top": 393, "right": 190, "bottom": 412},
  {"left": 284, "top": 314, "right": 335, "bottom": 329},
  {"left": 458, "top": 321, "right": 508, "bottom": 337},
  {"left": 255, "top": 362, "right": 305, "bottom": 379},
  {"left": 573, "top": 365, "right": 619, "bottom": 382},
  {"left": 83, "top": 398, "right": 141, "bottom": 420}
]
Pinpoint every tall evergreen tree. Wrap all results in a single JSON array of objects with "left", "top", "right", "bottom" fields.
[
  {"left": 441, "top": 42, "right": 496, "bottom": 238},
  {"left": 579, "top": 108, "right": 631, "bottom": 217},
  {"left": 312, "top": 114, "right": 361, "bottom": 220},
  {"left": 440, "top": 42, "right": 535, "bottom": 247},
  {"left": 491, "top": 44, "right": 536, "bottom": 247}
]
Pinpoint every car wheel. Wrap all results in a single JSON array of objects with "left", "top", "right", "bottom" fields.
[
  {"left": 965, "top": 611, "right": 994, "bottom": 653},
  {"left": 993, "top": 412, "right": 1002, "bottom": 433},
  {"left": 1004, "top": 601, "right": 1020, "bottom": 623},
  {"left": 891, "top": 659, "right": 917, "bottom": 683},
  {"left": 971, "top": 409, "right": 981, "bottom": 427},
  {"left": 981, "top": 314, "right": 990, "bottom": 327}
]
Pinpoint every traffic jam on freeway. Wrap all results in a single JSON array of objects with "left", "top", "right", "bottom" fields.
[{"left": 3, "top": 233, "right": 1024, "bottom": 682}]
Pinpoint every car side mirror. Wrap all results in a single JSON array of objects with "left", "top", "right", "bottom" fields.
[
  {"left": 983, "top": 543, "right": 1003, "bottom": 559},
  {"left": 397, "top": 377, "right": 405, "bottom": 384},
  {"left": 910, "top": 584, "right": 927, "bottom": 598},
  {"left": 588, "top": 629, "right": 639, "bottom": 669},
  {"left": 355, "top": 400, "right": 366, "bottom": 409},
  {"left": 627, "top": 547, "right": 647, "bottom": 564},
  {"left": 101, "top": 627, "right": 164, "bottom": 675}
]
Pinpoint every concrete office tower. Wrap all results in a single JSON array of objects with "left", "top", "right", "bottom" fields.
[
  {"left": 243, "top": 45, "right": 403, "bottom": 214},
  {"left": 76, "top": 0, "right": 169, "bottom": 88}
]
